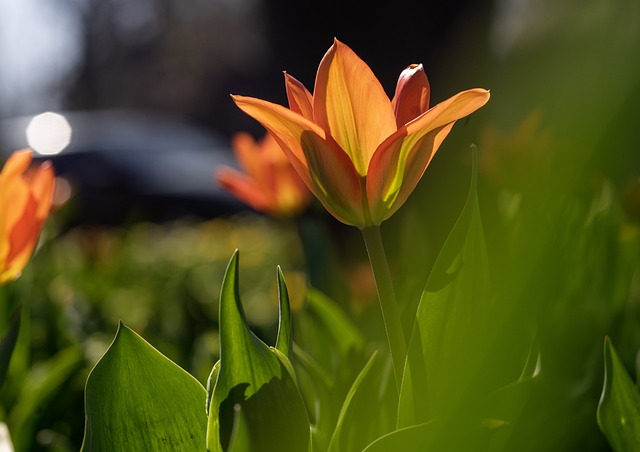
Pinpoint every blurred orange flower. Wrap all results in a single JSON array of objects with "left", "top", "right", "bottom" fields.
[
  {"left": 0, "top": 149, "right": 55, "bottom": 283},
  {"left": 233, "top": 39, "right": 490, "bottom": 228},
  {"left": 217, "top": 132, "right": 311, "bottom": 217}
]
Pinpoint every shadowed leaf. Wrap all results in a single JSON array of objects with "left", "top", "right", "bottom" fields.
[{"left": 206, "top": 251, "right": 309, "bottom": 452}]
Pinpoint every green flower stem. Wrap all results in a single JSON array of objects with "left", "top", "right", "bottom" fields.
[{"left": 361, "top": 225, "right": 406, "bottom": 393}]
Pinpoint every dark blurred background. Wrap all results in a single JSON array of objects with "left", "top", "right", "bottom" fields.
[
  {"left": 1, "top": 0, "right": 636, "bottom": 230},
  {"left": 0, "top": 0, "right": 505, "bottom": 227},
  {"left": 0, "top": 0, "right": 490, "bottom": 138}
]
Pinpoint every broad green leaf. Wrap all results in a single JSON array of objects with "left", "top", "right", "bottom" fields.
[
  {"left": 81, "top": 323, "right": 207, "bottom": 451},
  {"left": 206, "top": 251, "right": 310, "bottom": 452},
  {"left": 399, "top": 146, "right": 491, "bottom": 427},
  {"left": 0, "top": 308, "right": 20, "bottom": 390},
  {"left": 597, "top": 337, "right": 640, "bottom": 451}
]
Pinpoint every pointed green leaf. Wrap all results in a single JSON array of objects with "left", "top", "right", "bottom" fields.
[
  {"left": 597, "top": 337, "right": 640, "bottom": 451},
  {"left": 328, "top": 351, "right": 380, "bottom": 452},
  {"left": 81, "top": 323, "right": 207, "bottom": 451},
  {"left": 275, "top": 266, "right": 292, "bottom": 359},
  {"left": 206, "top": 251, "right": 310, "bottom": 452},
  {"left": 0, "top": 308, "right": 21, "bottom": 390},
  {"left": 400, "top": 146, "right": 491, "bottom": 426}
]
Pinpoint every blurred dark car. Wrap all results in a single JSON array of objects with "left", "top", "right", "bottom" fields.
[{"left": 0, "top": 109, "right": 245, "bottom": 226}]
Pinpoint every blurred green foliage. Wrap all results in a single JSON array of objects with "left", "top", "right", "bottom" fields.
[{"left": 0, "top": 214, "right": 307, "bottom": 450}]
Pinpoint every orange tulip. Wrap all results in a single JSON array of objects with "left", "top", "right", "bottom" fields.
[
  {"left": 217, "top": 132, "right": 311, "bottom": 217},
  {"left": 233, "top": 39, "right": 490, "bottom": 228},
  {"left": 0, "top": 150, "right": 55, "bottom": 283}
]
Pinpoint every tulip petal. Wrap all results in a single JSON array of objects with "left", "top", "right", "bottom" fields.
[
  {"left": 0, "top": 151, "right": 54, "bottom": 283},
  {"left": 405, "top": 88, "right": 490, "bottom": 135},
  {"left": 232, "top": 94, "right": 363, "bottom": 223},
  {"left": 0, "top": 183, "right": 31, "bottom": 283},
  {"left": 0, "top": 150, "right": 32, "bottom": 183},
  {"left": 392, "top": 64, "right": 430, "bottom": 127},
  {"left": 217, "top": 167, "right": 273, "bottom": 213},
  {"left": 232, "top": 95, "right": 323, "bottom": 190},
  {"left": 231, "top": 132, "right": 265, "bottom": 182},
  {"left": 299, "top": 131, "right": 365, "bottom": 227},
  {"left": 0, "top": 153, "right": 33, "bottom": 279},
  {"left": 31, "top": 161, "right": 55, "bottom": 219},
  {"left": 313, "top": 39, "right": 396, "bottom": 175},
  {"left": 367, "top": 88, "right": 490, "bottom": 222},
  {"left": 368, "top": 123, "right": 455, "bottom": 224},
  {"left": 285, "top": 73, "right": 314, "bottom": 121},
  {"left": 2, "top": 191, "right": 41, "bottom": 280},
  {"left": 2, "top": 161, "right": 56, "bottom": 281}
]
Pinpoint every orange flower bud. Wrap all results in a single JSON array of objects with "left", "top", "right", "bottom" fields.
[{"left": 0, "top": 150, "right": 55, "bottom": 283}]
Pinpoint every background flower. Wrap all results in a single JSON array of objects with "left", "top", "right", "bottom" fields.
[
  {"left": 217, "top": 132, "right": 311, "bottom": 218},
  {"left": 0, "top": 149, "right": 55, "bottom": 283}
]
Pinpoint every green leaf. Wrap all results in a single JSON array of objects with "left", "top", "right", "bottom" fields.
[
  {"left": 227, "top": 403, "right": 252, "bottom": 452},
  {"left": 207, "top": 360, "right": 221, "bottom": 416},
  {"left": 293, "top": 343, "right": 334, "bottom": 451},
  {"left": 0, "top": 308, "right": 21, "bottom": 390},
  {"left": 81, "top": 323, "right": 207, "bottom": 451},
  {"left": 482, "top": 341, "right": 541, "bottom": 452},
  {"left": 360, "top": 422, "right": 436, "bottom": 452},
  {"left": 206, "top": 251, "right": 310, "bottom": 452},
  {"left": 292, "top": 289, "right": 369, "bottom": 450},
  {"left": 399, "top": 146, "right": 491, "bottom": 426},
  {"left": 328, "top": 351, "right": 383, "bottom": 452},
  {"left": 296, "top": 288, "right": 365, "bottom": 373},
  {"left": 597, "top": 337, "right": 640, "bottom": 451},
  {"left": 275, "top": 266, "right": 292, "bottom": 359},
  {"left": 8, "top": 346, "right": 84, "bottom": 451}
]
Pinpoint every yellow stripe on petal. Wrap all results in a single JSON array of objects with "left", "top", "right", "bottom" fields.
[
  {"left": 367, "top": 123, "right": 454, "bottom": 223},
  {"left": 313, "top": 39, "right": 396, "bottom": 176},
  {"left": 367, "top": 88, "right": 490, "bottom": 222},
  {"left": 299, "top": 131, "right": 365, "bottom": 227}
]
